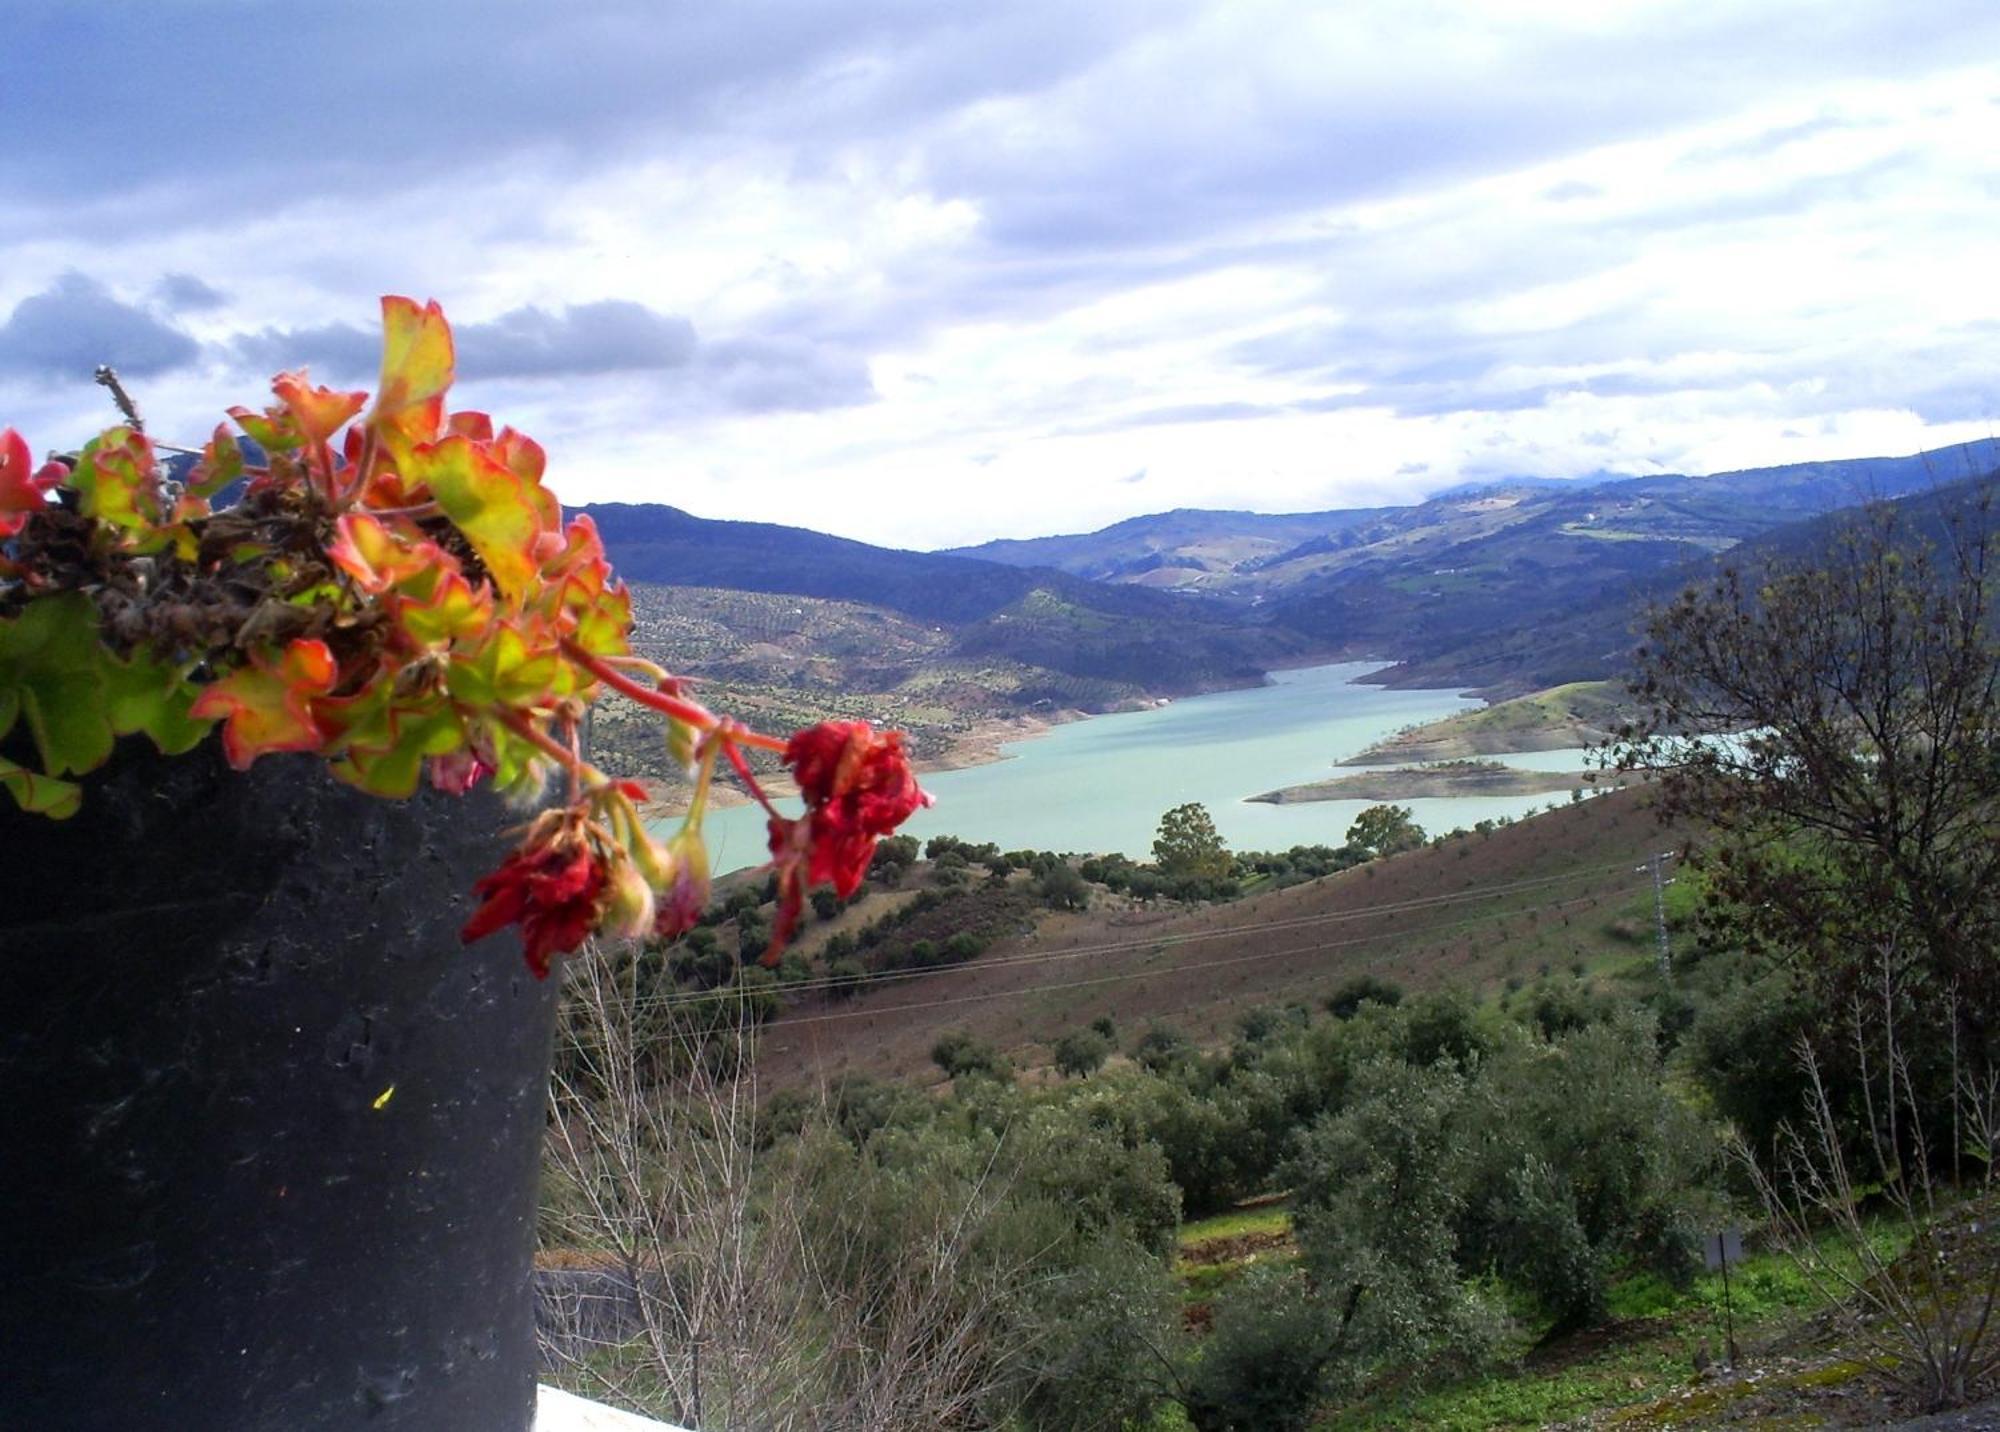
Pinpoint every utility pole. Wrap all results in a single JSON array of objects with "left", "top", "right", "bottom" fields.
[{"left": 1643, "top": 851, "right": 1675, "bottom": 984}]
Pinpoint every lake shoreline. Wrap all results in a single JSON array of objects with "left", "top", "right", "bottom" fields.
[
  {"left": 642, "top": 708, "right": 1085, "bottom": 821},
  {"left": 641, "top": 653, "right": 1369, "bottom": 822},
  {"left": 1250, "top": 761, "right": 1632, "bottom": 804},
  {"left": 665, "top": 659, "right": 1599, "bottom": 871}
]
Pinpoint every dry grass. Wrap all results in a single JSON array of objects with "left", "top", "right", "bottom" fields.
[{"left": 749, "top": 787, "right": 1683, "bottom": 1091}]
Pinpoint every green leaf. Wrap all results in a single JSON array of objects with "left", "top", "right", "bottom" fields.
[
  {"left": 0, "top": 593, "right": 116, "bottom": 777},
  {"left": 446, "top": 622, "right": 561, "bottom": 710},
  {"left": 102, "top": 648, "right": 214, "bottom": 755},
  {"left": 323, "top": 689, "right": 463, "bottom": 798},
  {"left": 186, "top": 425, "right": 245, "bottom": 501},
  {"left": 227, "top": 405, "right": 304, "bottom": 455},
  {"left": 0, "top": 754, "right": 81, "bottom": 818}
]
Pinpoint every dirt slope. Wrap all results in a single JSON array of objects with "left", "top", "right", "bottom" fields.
[{"left": 752, "top": 786, "right": 1685, "bottom": 1091}]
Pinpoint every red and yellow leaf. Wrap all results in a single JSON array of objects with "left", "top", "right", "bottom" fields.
[
  {"left": 447, "top": 411, "right": 494, "bottom": 442},
  {"left": 187, "top": 638, "right": 339, "bottom": 769},
  {"left": 491, "top": 427, "right": 557, "bottom": 524},
  {"left": 272, "top": 371, "right": 367, "bottom": 446},
  {"left": 68, "top": 426, "right": 159, "bottom": 532},
  {"left": 538, "top": 516, "right": 631, "bottom": 658},
  {"left": 411, "top": 435, "right": 543, "bottom": 600},
  {"left": 185, "top": 424, "right": 245, "bottom": 502},
  {"left": 327, "top": 513, "right": 456, "bottom": 595},
  {"left": 374, "top": 296, "right": 454, "bottom": 417},
  {"left": 368, "top": 296, "right": 454, "bottom": 469}
]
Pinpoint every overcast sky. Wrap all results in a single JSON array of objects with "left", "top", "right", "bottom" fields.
[{"left": 4, "top": 1, "right": 1996, "bottom": 548}]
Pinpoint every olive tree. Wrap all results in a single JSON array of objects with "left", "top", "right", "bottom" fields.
[
  {"left": 1621, "top": 488, "right": 2000, "bottom": 1048},
  {"left": 1153, "top": 802, "right": 1232, "bottom": 880},
  {"left": 1345, "top": 804, "right": 1424, "bottom": 859}
]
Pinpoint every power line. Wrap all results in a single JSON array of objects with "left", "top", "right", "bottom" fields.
[
  {"left": 560, "top": 881, "right": 1638, "bottom": 1044},
  {"left": 771, "top": 887, "right": 1628, "bottom": 1030},
  {"left": 586, "top": 859, "right": 1644, "bottom": 1013}
]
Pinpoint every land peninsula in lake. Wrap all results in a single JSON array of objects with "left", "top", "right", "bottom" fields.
[
  {"left": 1250, "top": 758, "right": 1635, "bottom": 805},
  {"left": 1338, "top": 681, "right": 1629, "bottom": 765}
]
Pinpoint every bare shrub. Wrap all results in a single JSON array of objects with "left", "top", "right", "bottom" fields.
[
  {"left": 538, "top": 944, "right": 1102, "bottom": 1430},
  {"left": 1741, "top": 971, "right": 2000, "bottom": 1412}
]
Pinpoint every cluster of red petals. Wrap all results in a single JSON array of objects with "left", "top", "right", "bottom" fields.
[
  {"left": 765, "top": 720, "right": 931, "bottom": 957},
  {"left": 460, "top": 841, "right": 607, "bottom": 979},
  {"left": 0, "top": 427, "right": 66, "bottom": 539},
  {"left": 427, "top": 749, "right": 494, "bottom": 796},
  {"left": 786, "top": 720, "right": 930, "bottom": 895}
]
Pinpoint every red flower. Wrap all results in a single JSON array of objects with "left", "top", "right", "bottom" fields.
[
  {"left": 461, "top": 841, "right": 606, "bottom": 978},
  {"left": 759, "top": 721, "right": 930, "bottom": 965},
  {"left": 427, "top": 749, "right": 493, "bottom": 795},
  {"left": 784, "top": 720, "right": 930, "bottom": 897},
  {"left": 0, "top": 427, "right": 64, "bottom": 539},
  {"left": 651, "top": 827, "right": 711, "bottom": 942},
  {"left": 765, "top": 815, "right": 812, "bottom": 960}
]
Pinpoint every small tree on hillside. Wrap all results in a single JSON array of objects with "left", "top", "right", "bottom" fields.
[
  {"left": 1035, "top": 862, "right": 1091, "bottom": 911},
  {"left": 1052, "top": 1028, "right": 1112, "bottom": 1078},
  {"left": 1153, "top": 802, "right": 1231, "bottom": 879},
  {"left": 931, "top": 1029, "right": 1010, "bottom": 1082},
  {"left": 1346, "top": 804, "right": 1424, "bottom": 860}
]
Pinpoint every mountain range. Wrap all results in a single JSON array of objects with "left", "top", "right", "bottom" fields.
[
  {"left": 586, "top": 438, "right": 2000, "bottom": 706},
  {"left": 578, "top": 502, "right": 1312, "bottom": 700}
]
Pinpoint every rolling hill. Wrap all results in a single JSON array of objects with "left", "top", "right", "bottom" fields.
[
  {"left": 1371, "top": 462, "right": 2000, "bottom": 694},
  {"left": 751, "top": 786, "right": 1682, "bottom": 1092},
  {"left": 942, "top": 440, "right": 2000, "bottom": 600},
  {"left": 932, "top": 439, "right": 2000, "bottom": 697},
  {"left": 946, "top": 506, "right": 1394, "bottom": 587},
  {"left": 583, "top": 440, "right": 2000, "bottom": 744},
  {"left": 582, "top": 503, "right": 1317, "bottom": 698}
]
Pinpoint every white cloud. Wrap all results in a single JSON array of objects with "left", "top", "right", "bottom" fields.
[{"left": 1, "top": 4, "right": 1995, "bottom": 546}]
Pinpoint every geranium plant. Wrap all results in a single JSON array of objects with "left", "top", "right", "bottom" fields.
[{"left": 0, "top": 297, "right": 929, "bottom": 976}]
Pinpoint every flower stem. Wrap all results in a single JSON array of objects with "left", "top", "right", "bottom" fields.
[
  {"left": 721, "top": 735, "right": 784, "bottom": 820},
  {"left": 560, "top": 639, "right": 786, "bottom": 753},
  {"left": 494, "top": 706, "right": 603, "bottom": 788}
]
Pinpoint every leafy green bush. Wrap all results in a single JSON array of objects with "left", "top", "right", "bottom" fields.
[
  {"left": 1053, "top": 1027, "right": 1112, "bottom": 1078},
  {"left": 1521, "top": 974, "right": 1611, "bottom": 1040},
  {"left": 1035, "top": 862, "right": 1091, "bottom": 910},
  {"left": 826, "top": 957, "right": 865, "bottom": 1001},
  {"left": 1228, "top": 1003, "right": 1295, "bottom": 1046},
  {"left": 1017, "top": 1102, "right": 1183, "bottom": 1254},
  {"left": 930, "top": 1028, "right": 1010, "bottom": 1082},
  {"left": 1154, "top": 802, "right": 1232, "bottom": 880},
  {"left": 1013, "top": 1237, "right": 1181, "bottom": 1432},
  {"left": 1397, "top": 989, "right": 1490, "bottom": 1070},
  {"left": 1107, "top": 1068, "right": 1245, "bottom": 1217},
  {"left": 1325, "top": 973, "right": 1403, "bottom": 1020},
  {"left": 1286, "top": 1057, "right": 1503, "bottom": 1382},
  {"left": 1456, "top": 1014, "right": 1715, "bottom": 1328},
  {"left": 1181, "top": 1266, "right": 1341, "bottom": 1432}
]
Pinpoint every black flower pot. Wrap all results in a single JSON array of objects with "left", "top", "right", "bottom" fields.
[{"left": 0, "top": 739, "right": 559, "bottom": 1431}]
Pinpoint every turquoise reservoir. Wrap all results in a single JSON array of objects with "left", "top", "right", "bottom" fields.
[{"left": 690, "top": 662, "right": 1602, "bottom": 873}]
